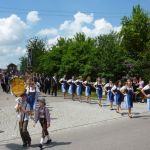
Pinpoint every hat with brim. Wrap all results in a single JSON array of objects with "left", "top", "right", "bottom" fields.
[{"left": 38, "top": 98, "right": 46, "bottom": 105}]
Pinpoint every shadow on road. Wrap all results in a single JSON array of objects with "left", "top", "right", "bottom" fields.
[
  {"left": 31, "top": 141, "right": 72, "bottom": 149},
  {"left": 4, "top": 143, "right": 22, "bottom": 150},
  {"left": 132, "top": 114, "right": 150, "bottom": 119},
  {"left": 4, "top": 141, "right": 72, "bottom": 150}
]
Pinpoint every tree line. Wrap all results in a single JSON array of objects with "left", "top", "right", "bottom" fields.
[{"left": 20, "top": 5, "right": 150, "bottom": 81}]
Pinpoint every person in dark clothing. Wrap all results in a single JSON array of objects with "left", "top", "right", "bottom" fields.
[
  {"left": 1, "top": 78, "right": 6, "bottom": 92},
  {"left": 51, "top": 74, "right": 58, "bottom": 96},
  {"left": 44, "top": 76, "right": 51, "bottom": 95},
  {"left": 132, "top": 77, "right": 139, "bottom": 102},
  {"left": 5, "top": 75, "right": 10, "bottom": 93},
  {"left": 39, "top": 75, "right": 45, "bottom": 93}
]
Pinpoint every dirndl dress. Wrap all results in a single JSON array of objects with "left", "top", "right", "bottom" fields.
[
  {"left": 115, "top": 90, "right": 123, "bottom": 105},
  {"left": 68, "top": 82, "right": 76, "bottom": 94},
  {"left": 124, "top": 89, "right": 133, "bottom": 109},
  {"left": 76, "top": 82, "right": 83, "bottom": 96},
  {"left": 28, "top": 92, "right": 36, "bottom": 110},
  {"left": 107, "top": 90, "right": 114, "bottom": 102},
  {"left": 61, "top": 81, "right": 67, "bottom": 93},
  {"left": 85, "top": 83, "right": 91, "bottom": 97},
  {"left": 147, "top": 98, "right": 150, "bottom": 111},
  {"left": 96, "top": 85, "right": 102, "bottom": 99}
]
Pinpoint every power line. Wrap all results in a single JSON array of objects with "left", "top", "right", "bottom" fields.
[{"left": 0, "top": 6, "right": 130, "bottom": 18}]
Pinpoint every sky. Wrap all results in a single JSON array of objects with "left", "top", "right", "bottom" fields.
[{"left": 0, "top": 0, "right": 149, "bottom": 69}]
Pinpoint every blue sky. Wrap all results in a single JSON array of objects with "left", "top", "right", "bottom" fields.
[{"left": 0, "top": 0, "right": 149, "bottom": 68}]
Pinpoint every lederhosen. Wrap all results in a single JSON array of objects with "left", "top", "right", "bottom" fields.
[
  {"left": 39, "top": 107, "right": 49, "bottom": 138},
  {"left": 19, "top": 103, "right": 31, "bottom": 144}
]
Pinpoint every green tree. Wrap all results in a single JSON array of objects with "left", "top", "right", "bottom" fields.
[
  {"left": 26, "top": 37, "right": 46, "bottom": 72},
  {"left": 19, "top": 56, "right": 27, "bottom": 74},
  {"left": 120, "top": 5, "right": 150, "bottom": 79}
]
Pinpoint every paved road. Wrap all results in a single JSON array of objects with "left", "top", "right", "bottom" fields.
[
  {"left": 0, "top": 87, "right": 150, "bottom": 150},
  {"left": 1, "top": 112, "right": 150, "bottom": 150}
]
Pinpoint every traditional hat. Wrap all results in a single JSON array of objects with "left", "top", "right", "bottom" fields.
[{"left": 38, "top": 98, "right": 46, "bottom": 105}]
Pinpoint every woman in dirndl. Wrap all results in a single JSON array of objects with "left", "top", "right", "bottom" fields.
[
  {"left": 75, "top": 76, "right": 83, "bottom": 102},
  {"left": 94, "top": 77, "right": 103, "bottom": 107},
  {"left": 26, "top": 81, "right": 38, "bottom": 110},
  {"left": 67, "top": 76, "right": 76, "bottom": 100},
  {"left": 141, "top": 80, "right": 150, "bottom": 111},
  {"left": 83, "top": 76, "right": 92, "bottom": 103},
  {"left": 120, "top": 79, "right": 134, "bottom": 118},
  {"left": 59, "top": 75, "right": 68, "bottom": 99},
  {"left": 111, "top": 80, "right": 123, "bottom": 113},
  {"left": 104, "top": 80, "right": 114, "bottom": 110}
]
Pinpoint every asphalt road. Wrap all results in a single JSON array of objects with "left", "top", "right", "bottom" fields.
[{"left": 1, "top": 112, "right": 150, "bottom": 150}]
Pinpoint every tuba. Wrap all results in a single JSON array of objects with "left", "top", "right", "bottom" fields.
[{"left": 11, "top": 77, "right": 26, "bottom": 97}]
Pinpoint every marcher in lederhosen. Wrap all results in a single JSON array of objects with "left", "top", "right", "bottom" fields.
[
  {"left": 15, "top": 93, "right": 31, "bottom": 147},
  {"left": 34, "top": 98, "right": 51, "bottom": 149}
]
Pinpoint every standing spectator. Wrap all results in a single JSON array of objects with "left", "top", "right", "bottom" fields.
[
  {"left": 5, "top": 74, "right": 10, "bottom": 93},
  {"left": 138, "top": 77, "right": 145, "bottom": 103},
  {"left": 44, "top": 76, "right": 51, "bottom": 95},
  {"left": 132, "top": 77, "right": 139, "bottom": 102},
  {"left": 1, "top": 77, "right": 5, "bottom": 92},
  {"left": 51, "top": 74, "right": 58, "bottom": 96}
]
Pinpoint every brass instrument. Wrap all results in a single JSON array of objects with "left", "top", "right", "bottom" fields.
[{"left": 11, "top": 77, "right": 26, "bottom": 97}]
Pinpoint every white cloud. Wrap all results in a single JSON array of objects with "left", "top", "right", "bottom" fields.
[
  {"left": 0, "top": 46, "right": 26, "bottom": 68},
  {"left": 38, "top": 28, "right": 58, "bottom": 36},
  {"left": 59, "top": 12, "right": 93, "bottom": 35},
  {"left": 0, "top": 14, "right": 28, "bottom": 45},
  {"left": 48, "top": 35, "right": 60, "bottom": 46},
  {"left": 42, "top": 11, "right": 121, "bottom": 46},
  {"left": 0, "top": 11, "right": 40, "bottom": 68},
  {"left": 27, "top": 11, "right": 40, "bottom": 24}
]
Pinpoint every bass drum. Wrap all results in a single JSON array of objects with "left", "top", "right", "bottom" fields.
[{"left": 11, "top": 77, "right": 25, "bottom": 97}]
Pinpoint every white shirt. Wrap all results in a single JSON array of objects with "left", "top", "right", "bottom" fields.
[
  {"left": 17, "top": 101, "right": 30, "bottom": 122},
  {"left": 139, "top": 81, "right": 144, "bottom": 88},
  {"left": 143, "top": 85, "right": 150, "bottom": 91},
  {"left": 104, "top": 83, "right": 113, "bottom": 88}
]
